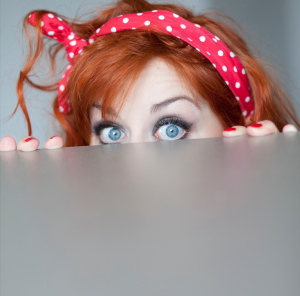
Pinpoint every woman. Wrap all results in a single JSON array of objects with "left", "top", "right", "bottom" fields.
[{"left": 0, "top": 0, "right": 298, "bottom": 152}]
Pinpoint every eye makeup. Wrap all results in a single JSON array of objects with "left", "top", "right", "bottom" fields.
[
  {"left": 152, "top": 115, "right": 193, "bottom": 135},
  {"left": 92, "top": 114, "right": 194, "bottom": 144},
  {"left": 92, "top": 120, "right": 124, "bottom": 145},
  {"left": 92, "top": 120, "right": 123, "bottom": 136}
]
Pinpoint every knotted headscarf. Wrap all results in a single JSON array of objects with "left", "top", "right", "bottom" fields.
[{"left": 28, "top": 10, "right": 254, "bottom": 117}]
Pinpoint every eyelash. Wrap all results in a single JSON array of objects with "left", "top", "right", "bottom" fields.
[
  {"left": 152, "top": 116, "right": 192, "bottom": 140},
  {"left": 153, "top": 116, "right": 192, "bottom": 131},
  {"left": 92, "top": 121, "right": 122, "bottom": 145},
  {"left": 92, "top": 116, "right": 193, "bottom": 144}
]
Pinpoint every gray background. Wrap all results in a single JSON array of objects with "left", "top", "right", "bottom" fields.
[{"left": 1, "top": 0, "right": 300, "bottom": 146}]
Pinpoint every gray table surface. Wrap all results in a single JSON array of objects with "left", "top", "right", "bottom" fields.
[{"left": 1, "top": 133, "right": 300, "bottom": 296}]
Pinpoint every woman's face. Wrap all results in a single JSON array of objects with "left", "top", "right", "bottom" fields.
[{"left": 89, "top": 57, "right": 224, "bottom": 145}]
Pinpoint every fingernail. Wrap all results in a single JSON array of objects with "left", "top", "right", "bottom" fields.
[
  {"left": 250, "top": 123, "right": 263, "bottom": 128},
  {"left": 224, "top": 127, "right": 236, "bottom": 132},
  {"left": 50, "top": 136, "right": 57, "bottom": 139},
  {"left": 25, "top": 137, "right": 35, "bottom": 142}
]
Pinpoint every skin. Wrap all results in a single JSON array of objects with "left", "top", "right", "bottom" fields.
[{"left": 0, "top": 58, "right": 298, "bottom": 152}]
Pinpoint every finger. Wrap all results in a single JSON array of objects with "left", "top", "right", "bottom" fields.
[
  {"left": 44, "top": 136, "right": 64, "bottom": 149},
  {"left": 17, "top": 136, "right": 40, "bottom": 152},
  {"left": 247, "top": 120, "right": 279, "bottom": 137},
  {"left": 282, "top": 124, "right": 298, "bottom": 133},
  {"left": 222, "top": 126, "right": 247, "bottom": 137},
  {"left": 0, "top": 136, "right": 17, "bottom": 151}
]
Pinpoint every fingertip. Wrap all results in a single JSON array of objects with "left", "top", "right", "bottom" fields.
[
  {"left": 222, "top": 127, "right": 236, "bottom": 137},
  {"left": 282, "top": 124, "right": 298, "bottom": 133},
  {"left": 0, "top": 136, "right": 17, "bottom": 152},
  {"left": 247, "top": 120, "right": 279, "bottom": 137},
  {"left": 17, "top": 136, "right": 40, "bottom": 152},
  {"left": 44, "top": 136, "right": 64, "bottom": 149},
  {"left": 246, "top": 124, "right": 262, "bottom": 137},
  {"left": 222, "top": 126, "right": 247, "bottom": 137}
]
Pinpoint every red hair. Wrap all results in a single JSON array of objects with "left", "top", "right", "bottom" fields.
[{"left": 13, "top": 0, "right": 300, "bottom": 146}]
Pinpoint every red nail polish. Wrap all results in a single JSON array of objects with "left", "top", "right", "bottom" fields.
[
  {"left": 25, "top": 137, "right": 35, "bottom": 142},
  {"left": 224, "top": 127, "right": 236, "bottom": 132},
  {"left": 251, "top": 124, "right": 263, "bottom": 128},
  {"left": 50, "top": 136, "right": 57, "bottom": 139}
]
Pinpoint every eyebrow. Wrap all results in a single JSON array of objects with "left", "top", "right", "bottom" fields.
[
  {"left": 92, "top": 95, "right": 197, "bottom": 116},
  {"left": 150, "top": 95, "right": 197, "bottom": 114}
]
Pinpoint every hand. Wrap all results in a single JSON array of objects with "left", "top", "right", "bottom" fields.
[
  {"left": 222, "top": 120, "right": 298, "bottom": 138},
  {"left": 0, "top": 135, "right": 64, "bottom": 152}
]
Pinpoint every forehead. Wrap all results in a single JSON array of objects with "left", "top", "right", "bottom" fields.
[
  {"left": 124, "top": 57, "right": 196, "bottom": 107},
  {"left": 90, "top": 57, "right": 200, "bottom": 122}
]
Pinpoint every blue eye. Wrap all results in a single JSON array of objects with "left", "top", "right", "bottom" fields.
[
  {"left": 109, "top": 128, "right": 121, "bottom": 141},
  {"left": 155, "top": 124, "right": 185, "bottom": 141},
  {"left": 166, "top": 125, "right": 179, "bottom": 138},
  {"left": 100, "top": 127, "right": 124, "bottom": 143}
]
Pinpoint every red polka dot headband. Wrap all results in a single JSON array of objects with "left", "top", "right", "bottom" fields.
[{"left": 28, "top": 10, "right": 254, "bottom": 117}]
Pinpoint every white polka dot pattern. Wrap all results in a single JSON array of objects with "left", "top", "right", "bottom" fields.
[
  {"left": 27, "top": 12, "right": 89, "bottom": 113},
  {"left": 27, "top": 9, "right": 253, "bottom": 116}
]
